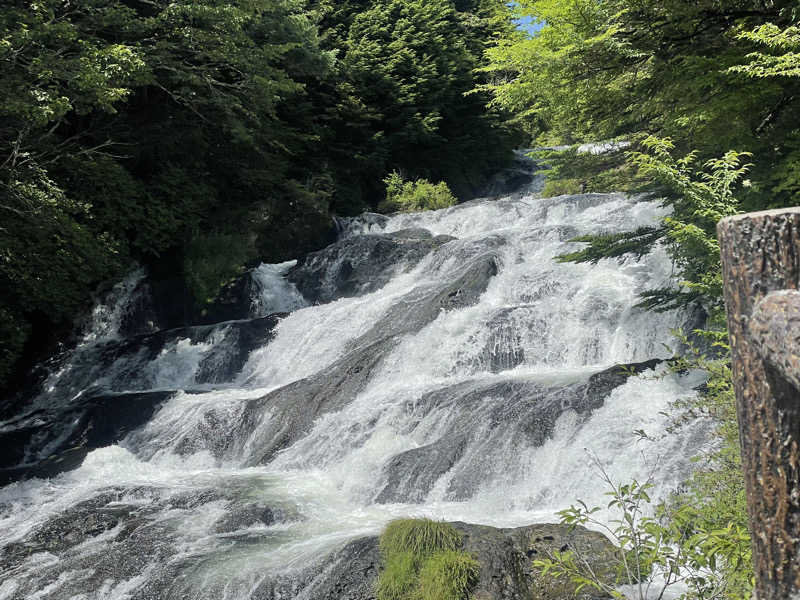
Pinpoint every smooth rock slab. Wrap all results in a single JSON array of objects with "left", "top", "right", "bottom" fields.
[
  {"left": 373, "top": 359, "right": 664, "bottom": 503},
  {"left": 0, "top": 389, "right": 174, "bottom": 484}
]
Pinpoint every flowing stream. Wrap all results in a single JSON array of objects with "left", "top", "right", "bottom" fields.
[{"left": 0, "top": 174, "right": 709, "bottom": 599}]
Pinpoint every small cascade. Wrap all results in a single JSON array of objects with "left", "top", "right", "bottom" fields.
[{"left": 0, "top": 178, "right": 710, "bottom": 599}]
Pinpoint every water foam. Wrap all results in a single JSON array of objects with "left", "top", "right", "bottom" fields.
[{"left": 0, "top": 188, "right": 709, "bottom": 599}]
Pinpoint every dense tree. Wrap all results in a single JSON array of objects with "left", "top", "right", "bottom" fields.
[
  {"left": 484, "top": 3, "right": 800, "bottom": 595},
  {"left": 309, "top": 0, "right": 520, "bottom": 209},
  {"left": 484, "top": 0, "right": 800, "bottom": 311},
  {"left": 0, "top": 0, "right": 519, "bottom": 393}
]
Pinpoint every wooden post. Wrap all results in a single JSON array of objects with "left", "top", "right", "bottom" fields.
[{"left": 718, "top": 208, "right": 800, "bottom": 599}]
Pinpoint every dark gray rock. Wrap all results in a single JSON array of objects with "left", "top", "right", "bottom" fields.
[
  {"left": 0, "top": 389, "right": 174, "bottom": 484},
  {"left": 480, "top": 307, "right": 528, "bottom": 372},
  {"left": 288, "top": 229, "right": 456, "bottom": 304},
  {"left": 356, "top": 250, "right": 499, "bottom": 348},
  {"left": 0, "top": 485, "right": 232, "bottom": 600},
  {"left": 583, "top": 359, "right": 663, "bottom": 401},
  {"left": 287, "top": 536, "right": 381, "bottom": 600},
  {"left": 455, "top": 522, "right": 615, "bottom": 600},
  {"left": 234, "top": 337, "right": 397, "bottom": 465},
  {"left": 194, "top": 314, "right": 286, "bottom": 384},
  {"left": 373, "top": 359, "right": 664, "bottom": 503},
  {"left": 374, "top": 435, "right": 470, "bottom": 503},
  {"left": 1, "top": 487, "right": 170, "bottom": 581},
  {"left": 213, "top": 504, "right": 282, "bottom": 533}
]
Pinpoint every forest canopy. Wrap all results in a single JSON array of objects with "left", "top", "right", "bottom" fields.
[
  {"left": 484, "top": 0, "right": 800, "bottom": 318},
  {"left": 0, "top": 0, "right": 519, "bottom": 392}
]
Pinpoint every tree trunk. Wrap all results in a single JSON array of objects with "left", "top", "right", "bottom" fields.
[{"left": 718, "top": 208, "right": 800, "bottom": 599}]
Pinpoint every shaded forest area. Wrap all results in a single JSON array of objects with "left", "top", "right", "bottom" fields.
[{"left": 0, "top": 0, "right": 521, "bottom": 393}]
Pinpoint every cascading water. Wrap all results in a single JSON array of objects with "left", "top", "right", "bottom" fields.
[{"left": 0, "top": 175, "right": 710, "bottom": 599}]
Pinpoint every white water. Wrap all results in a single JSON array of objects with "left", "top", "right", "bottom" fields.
[
  {"left": 249, "top": 261, "right": 307, "bottom": 317},
  {"left": 0, "top": 187, "right": 709, "bottom": 599}
]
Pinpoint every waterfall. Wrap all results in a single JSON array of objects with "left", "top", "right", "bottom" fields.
[{"left": 0, "top": 181, "right": 710, "bottom": 599}]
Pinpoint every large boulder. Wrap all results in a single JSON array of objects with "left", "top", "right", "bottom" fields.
[{"left": 254, "top": 521, "right": 617, "bottom": 600}]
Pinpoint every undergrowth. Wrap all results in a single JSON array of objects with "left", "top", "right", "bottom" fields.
[
  {"left": 378, "top": 172, "right": 458, "bottom": 213},
  {"left": 536, "top": 337, "right": 753, "bottom": 599}
]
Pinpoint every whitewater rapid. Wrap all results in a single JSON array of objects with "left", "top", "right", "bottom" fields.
[{"left": 0, "top": 183, "right": 709, "bottom": 599}]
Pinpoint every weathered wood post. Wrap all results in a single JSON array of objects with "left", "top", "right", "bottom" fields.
[{"left": 718, "top": 208, "right": 800, "bottom": 599}]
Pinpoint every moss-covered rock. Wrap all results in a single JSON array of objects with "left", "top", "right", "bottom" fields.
[{"left": 275, "top": 521, "right": 617, "bottom": 600}]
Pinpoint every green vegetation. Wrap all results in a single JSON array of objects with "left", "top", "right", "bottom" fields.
[
  {"left": 554, "top": 137, "right": 749, "bottom": 323},
  {"left": 538, "top": 147, "right": 638, "bottom": 198},
  {"left": 535, "top": 455, "right": 752, "bottom": 599},
  {"left": 416, "top": 551, "right": 480, "bottom": 600},
  {"left": 669, "top": 345, "right": 753, "bottom": 598},
  {"left": 0, "top": 0, "right": 519, "bottom": 393},
  {"left": 532, "top": 345, "right": 753, "bottom": 598},
  {"left": 380, "top": 518, "right": 462, "bottom": 556},
  {"left": 483, "top": 0, "right": 800, "bottom": 315},
  {"left": 379, "top": 172, "right": 458, "bottom": 213},
  {"left": 376, "top": 519, "right": 479, "bottom": 600},
  {"left": 479, "top": 1, "right": 800, "bottom": 594}
]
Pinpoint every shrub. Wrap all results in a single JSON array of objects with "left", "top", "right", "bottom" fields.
[
  {"left": 183, "top": 233, "right": 252, "bottom": 306},
  {"left": 542, "top": 177, "right": 583, "bottom": 197},
  {"left": 535, "top": 452, "right": 753, "bottom": 600},
  {"left": 378, "top": 172, "right": 457, "bottom": 213}
]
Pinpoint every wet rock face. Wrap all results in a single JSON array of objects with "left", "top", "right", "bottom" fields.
[
  {"left": 0, "top": 390, "right": 174, "bottom": 485},
  {"left": 288, "top": 229, "right": 456, "bottom": 304},
  {"left": 373, "top": 435, "right": 469, "bottom": 503},
  {"left": 372, "top": 359, "right": 663, "bottom": 504},
  {"left": 0, "top": 314, "right": 284, "bottom": 485},
  {"left": 457, "top": 522, "right": 616, "bottom": 600},
  {"left": 203, "top": 247, "right": 501, "bottom": 467},
  {"left": 213, "top": 504, "right": 282, "bottom": 533},
  {"left": 103, "top": 313, "right": 285, "bottom": 392},
  {"left": 285, "top": 536, "right": 382, "bottom": 600},
  {"left": 0, "top": 485, "right": 296, "bottom": 600},
  {"left": 0, "top": 487, "right": 176, "bottom": 597},
  {"left": 253, "top": 521, "right": 616, "bottom": 600}
]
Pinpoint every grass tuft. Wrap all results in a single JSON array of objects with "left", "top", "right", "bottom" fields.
[
  {"left": 380, "top": 519, "right": 462, "bottom": 558},
  {"left": 416, "top": 550, "right": 480, "bottom": 600},
  {"left": 376, "top": 519, "right": 477, "bottom": 600},
  {"left": 375, "top": 551, "right": 418, "bottom": 600}
]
